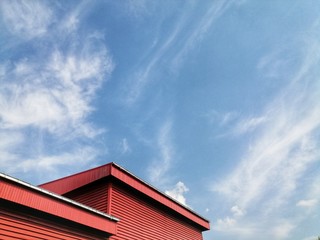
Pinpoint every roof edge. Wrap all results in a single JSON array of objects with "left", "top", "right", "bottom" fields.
[
  {"left": 38, "top": 163, "right": 112, "bottom": 188},
  {"left": 0, "top": 172, "right": 119, "bottom": 222},
  {"left": 110, "top": 162, "right": 210, "bottom": 226},
  {"left": 38, "top": 162, "right": 210, "bottom": 230}
]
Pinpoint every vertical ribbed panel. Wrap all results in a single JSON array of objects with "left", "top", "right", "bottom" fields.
[
  {"left": 0, "top": 211, "right": 103, "bottom": 240},
  {"left": 110, "top": 183, "right": 203, "bottom": 240},
  {"left": 64, "top": 180, "right": 108, "bottom": 213},
  {"left": 1, "top": 180, "right": 117, "bottom": 235},
  {"left": 39, "top": 163, "right": 209, "bottom": 231}
]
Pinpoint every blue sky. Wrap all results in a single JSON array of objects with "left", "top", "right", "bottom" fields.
[{"left": 1, "top": 1, "right": 320, "bottom": 239}]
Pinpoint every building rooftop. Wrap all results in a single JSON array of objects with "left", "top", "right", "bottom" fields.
[
  {"left": 39, "top": 162, "right": 210, "bottom": 230},
  {"left": 0, "top": 172, "right": 119, "bottom": 235}
]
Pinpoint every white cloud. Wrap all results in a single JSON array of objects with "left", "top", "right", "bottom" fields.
[
  {"left": 205, "top": 111, "right": 268, "bottom": 139},
  {"left": 257, "top": 48, "right": 293, "bottom": 79},
  {"left": 0, "top": 131, "right": 24, "bottom": 169},
  {"left": 272, "top": 222, "right": 295, "bottom": 239},
  {"left": 206, "top": 110, "right": 238, "bottom": 126},
  {"left": 220, "top": 111, "right": 238, "bottom": 126},
  {"left": 232, "top": 116, "right": 267, "bottom": 136},
  {"left": 307, "top": 175, "right": 320, "bottom": 204},
  {"left": 19, "top": 146, "right": 97, "bottom": 172},
  {"left": 231, "top": 205, "right": 245, "bottom": 217},
  {"left": 0, "top": 0, "right": 53, "bottom": 38},
  {"left": 0, "top": 63, "right": 8, "bottom": 77},
  {"left": 0, "top": 2, "right": 114, "bottom": 182},
  {"left": 17, "top": 146, "right": 99, "bottom": 183},
  {"left": 213, "top": 205, "right": 248, "bottom": 235},
  {"left": 125, "top": 0, "right": 149, "bottom": 18},
  {"left": 296, "top": 199, "right": 318, "bottom": 208},
  {"left": 165, "top": 181, "right": 189, "bottom": 206},
  {"left": 211, "top": 18, "right": 320, "bottom": 240},
  {"left": 123, "top": 9, "right": 187, "bottom": 105},
  {"left": 0, "top": 39, "right": 113, "bottom": 176},
  {"left": 216, "top": 216, "right": 236, "bottom": 229},
  {"left": 0, "top": 43, "right": 113, "bottom": 137},
  {"left": 0, "top": 86, "right": 65, "bottom": 130},
  {"left": 171, "top": 0, "right": 236, "bottom": 70},
  {"left": 147, "top": 120, "right": 174, "bottom": 185},
  {"left": 212, "top": 57, "right": 320, "bottom": 211},
  {"left": 124, "top": 1, "right": 236, "bottom": 105},
  {"left": 120, "top": 138, "right": 131, "bottom": 154},
  {"left": 214, "top": 217, "right": 256, "bottom": 236},
  {"left": 59, "top": 2, "right": 86, "bottom": 32}
]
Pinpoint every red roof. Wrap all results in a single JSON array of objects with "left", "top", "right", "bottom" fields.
[
  {"left": 0, "top": 173, "right": 118, "bottom": 235},
  {"left": 39, "top": 162, "right": 210, "bottom": 230}
]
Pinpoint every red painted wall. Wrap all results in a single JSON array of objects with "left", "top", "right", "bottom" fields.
[
  {"left": 40, "top": 163, "right": 209, "bottom": 231},
  {"left": 0, "top": 210, "right": 106, "bottom": 240},
  {"left": 1, "top": 174, "right": 118, "bottom": 239},
  {"left": 1, "top": 179, "right": 117, "bottom": 235},
  {"left": 65, "top": 179, "right": 109, "bottom": 213},
  {"left": 110, "top": 181, "right": 204, "bottom": 240},
  {"left": 64, "top": 178, "right": 204, "bottom": 240}
]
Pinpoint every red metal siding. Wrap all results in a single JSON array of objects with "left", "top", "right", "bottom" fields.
[
  {"left": 110, "top": 164, "right": 209, "bottom": 230},
  {"left": 0, "top": 179, "right": 117, "bottom": 235},
  {"left": 39, "top": 164, "right": 112, "bottom": 195},
  {"left": 39, "top": 163, "right": 210, "bottom": 231},
  {"left": 0, "top": 210, "right": 106, "bottom": 240},
  {"left": 110, "top": 183, "right": 203, "bottom": 240},
  {"left": 64, "top": 180, "right": 108, "bottom": 213}
]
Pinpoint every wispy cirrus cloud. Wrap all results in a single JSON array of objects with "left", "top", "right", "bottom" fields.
[
  {"left": 120, "top": 138, "right": 131, "bottom": 155},
  {"left": 6, "top": 146, "right": 99, "bottom": 182},
  {"left": 206, "top": 110, "right": 266, "bottom": 138},
  {"left": 205, "top": 110, "right": 238, "bottom": 126},
  {"left": 0, "top": 0, "right": 53, "bottom": 38},
  {"left": 0, "top": 1, "right": 114, "bottom": 183},
  {"left": 147, "top": 120, "right": 191, "bottom": 206},
  {"left": 0, "top": 131, "right": 24, "bottom": 167},
  {"left": 145, "top": 118, "right": 193, "bottom": 208},
  {"left": 123, "top": 0, "right": 235, "bottom": 106},
  {"left": 124, "top": 0, "right": 150, "bottom": 18},
  {"left": 296, "top": 199, "right": 318, "bottom": 208},
  {"left": 211, "top": 20, "right": 320, "bottom": 239},
  {"left": 171, "top": 0, "right": 235, "bottom": 70},
  {"left": 123, "top": 3, "right": 191, "bottom": 106},
  {"left": 147, "top": 119, "right": 174, "bottom": 186},
  {"left": 232, "top": 116, "right": 267, "bottom": 136}
]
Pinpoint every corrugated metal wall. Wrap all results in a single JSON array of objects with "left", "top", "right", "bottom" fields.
[
  {"left": 64, "top": 180, "right": 108, "bottom": 213},
  {"left": 0, "top": 210, "right": 105, "bottom": 240},
  {"left": 110, "top": 182, "right": 203, "bottom": 240},
  {"left": 64, "top": 178, "right": 204, "bottom": 240}
]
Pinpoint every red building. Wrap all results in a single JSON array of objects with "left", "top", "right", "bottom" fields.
[
  {"left": 0, "top": 173, "right": 118, "bottom": 239},
  {"left": 1, "top": 162, "right": 210, "bottom": 239}
]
